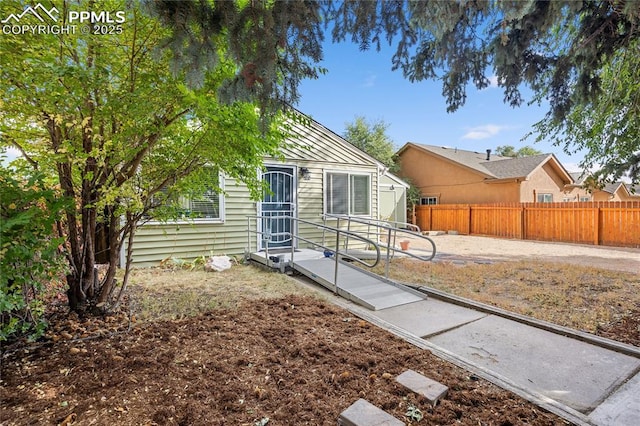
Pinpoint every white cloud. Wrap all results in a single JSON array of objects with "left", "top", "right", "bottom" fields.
[
  {"left": 479, "top": 75, "right": 500, "bottom": 90},
  {"left": 462, "top": 124, "right": 506, "bottom": 140},
  {"left": 562, "top": 162, "right": 583, "bottom": 173},
  {"left": 487, "top": 75, "right": 499, "bottom": 88},
  {"left": 362, "top": 73, "right": 376, "bottom": 88}
]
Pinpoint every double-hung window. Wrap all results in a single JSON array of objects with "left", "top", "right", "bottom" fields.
[
  {"left": 184, "top": 168, "right": 224, "bottom": 221},
  {"left": 326, "top": 172, "right": 370, "bottom": 216},
  {"left": 147, "top": 168, "right": 224, "bottom": 222},
  {"left": 536, "top": 193, "right": 553, "bottom": 203}
]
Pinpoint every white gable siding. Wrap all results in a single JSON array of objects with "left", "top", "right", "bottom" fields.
[{"left": 280, "top": 120, "right": 378, "bottom": 166}]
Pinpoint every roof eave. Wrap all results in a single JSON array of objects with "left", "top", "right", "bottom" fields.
[
  {"left": 484, "top": 176, "right": 527, "bottom": 184},
  {"left": 527, "top": 154, "right": 573, "bottom": 184},
  {"left": 399, "top": 142, "right": 496, "bottom": 179}
]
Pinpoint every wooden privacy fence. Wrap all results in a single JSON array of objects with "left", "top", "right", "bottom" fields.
[{"left": 413, "top": 202, "right": 640, "bottom": 248}]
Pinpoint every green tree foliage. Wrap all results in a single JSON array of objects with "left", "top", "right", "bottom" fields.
[
  {"left": 0, "top": 0, "right": 287, "bottom": 312},
  {"left": 0, "top": 170, "right": 67, "bottom": 341},
  {"left": 495, "top": 145, "right": 543, "bottom": 158},
  {"left": 151, "top": 0, "right": 640, "bottom": 184},
  {"left": 532, "top": 39, "right": 640, "bottom": 184},
  {"left": 148, "top": 0, "right": 326, "bottom": 116},
  {"left": 343, "top": 116, "right": 396, "bottom": 167}
]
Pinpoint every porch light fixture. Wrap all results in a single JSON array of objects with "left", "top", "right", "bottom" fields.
[{"left": 299, "top": 167, "right": 311, "bottom": 180}]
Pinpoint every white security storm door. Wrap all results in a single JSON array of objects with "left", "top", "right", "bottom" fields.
[{"left": 258, "top": 166, "right": 296, "bottom": 250}]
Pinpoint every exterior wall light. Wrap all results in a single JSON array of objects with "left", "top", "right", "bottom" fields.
[{"left": 299, "top": 167, "right": 311, "bottom": 180}]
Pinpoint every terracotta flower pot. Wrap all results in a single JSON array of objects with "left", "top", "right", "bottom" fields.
[{"left": 399, "top": 240, "right": 410, "bottom": 250}]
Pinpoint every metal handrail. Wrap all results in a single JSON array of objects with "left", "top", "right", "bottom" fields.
[
  {"left": 245, "top": 215, "right": 381, "bottom": 291},
  {"left": 322, "top": 213, "right": 437, "bottom": 279}
]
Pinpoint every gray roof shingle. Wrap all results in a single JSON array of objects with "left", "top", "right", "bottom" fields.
[
  {"left": 483, "top": 154, "right": 552, "bottom": 179},
  {"left": 408, "top": 144, "right": 552, "bottom": 179}
]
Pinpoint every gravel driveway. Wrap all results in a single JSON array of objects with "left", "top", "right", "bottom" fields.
[{"left": 404, "top": 233, "right": 640, "bottom": 274}]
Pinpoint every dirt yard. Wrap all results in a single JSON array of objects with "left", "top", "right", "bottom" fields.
[
  {"left": 408, "top": 233, "right": 640, "bottom": 273},
  {"left": 1, "top": 236, "right": 638, "bottom": 425},
  {"left": 1, "top": 292, "right": 566, "bottom": 426}
]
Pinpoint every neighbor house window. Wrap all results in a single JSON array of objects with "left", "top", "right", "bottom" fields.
[
  {"left": 326, "top": 172, "right": 371, "bottom": 216},
  {"left": 580, "top": 196, "right": 591, "bottom": 202},
  {"left": 420, "top": 196, "right": 438, "bottom": 205},
  {"left": 537, "top": 193, "right": 553, "bottom": 203}
]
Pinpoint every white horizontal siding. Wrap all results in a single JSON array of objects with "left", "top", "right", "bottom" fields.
[
  {"left": 128, "top": 116, "right": 383, "bottom": 266},
  {"left": 127, "top": 178, "right": 257, "bottom": 266}
]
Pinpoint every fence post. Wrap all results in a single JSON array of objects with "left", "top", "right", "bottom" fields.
[
  {"left": 520, "top": 204, "right": 526, "bottom": 240},
  {"left": 594, "top": 204, "right": 601, "bottom": 246}
]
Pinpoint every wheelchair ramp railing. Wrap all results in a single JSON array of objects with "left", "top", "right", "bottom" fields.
[
  {"left": 244, "top": 215, "right": 429, "bottom": 310},
  {"left": 321, "top": 214, "right": 436, "bottom": 280}
]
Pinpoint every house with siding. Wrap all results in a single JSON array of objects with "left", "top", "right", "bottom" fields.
[
  {"left": 565, "top": 172, "right": 640, "bottom": 202},
  {"left": 396, "top": 143, "right": 573, "bottom": 204},
  {"left": 124, "top": 116, "right": 406, "bottom": 266}
]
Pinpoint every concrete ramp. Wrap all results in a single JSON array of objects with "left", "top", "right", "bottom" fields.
[{"left": 293, "top": 257, "right": 425, "bottom": 311}]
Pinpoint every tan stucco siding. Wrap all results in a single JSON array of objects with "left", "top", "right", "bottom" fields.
[
  {"left": 399, "top": 146, "right": 520, "bottom": 203},
  {"left": 520, "top": 164, "right": 568, "bottom": 202},
  {"left": 563, "top": 186, "right": 592, "bottom": 202},
  {"left": 592, "top": 189, "right": 638, "bottom": 202}
]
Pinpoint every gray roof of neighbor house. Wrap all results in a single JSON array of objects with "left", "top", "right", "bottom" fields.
[
  {"left": 483, "top": 154, "right": 556, "bottom": 179},
  {"left": 399, "top": 143, "right": 572, "bottom": 182},
  {"left": 602, "top": 182, "right": 640, "bottom": 196},
  {"left": 568, "top": 173, "right": 639, "bottom": 196},
  {"left": 569, "top": 172, "right": 586, "bottom": 185}
]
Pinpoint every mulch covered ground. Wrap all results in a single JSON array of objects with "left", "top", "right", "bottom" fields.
[{"left": 1, "top": 295, "right": 567, "bottom": 425}]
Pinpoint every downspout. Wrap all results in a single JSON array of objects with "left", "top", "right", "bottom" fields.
[{"left": 377, "top": 165, "right": 386, "bottom": 223}]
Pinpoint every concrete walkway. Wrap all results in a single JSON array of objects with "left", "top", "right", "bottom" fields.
[
  {"left": 373, "top": 297, "right": 640, "bottom": 424},
  {"left": 293, "top": 271, "right": 640, "bottom": 426}
]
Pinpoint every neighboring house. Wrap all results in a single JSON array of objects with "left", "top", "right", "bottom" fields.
[
  {"left": 124, "top": 115, "right": 408, "bottom": 266},
  {"left": 566, "top": 173, "right": 640, "bottom": 201},
  {"left": 396, "top": 143, "right": 573, "bottom": 204}
]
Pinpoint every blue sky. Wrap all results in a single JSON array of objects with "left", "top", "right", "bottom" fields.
[
  {"left": 2, "top": 32, "right": 586, "bottom": 172},
  {"left": 297, "top": 38, "right": 585, "bottom": 173}
]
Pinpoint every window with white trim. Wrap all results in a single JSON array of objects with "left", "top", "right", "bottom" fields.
[
  {"left": 537, "top": 193, "right": 553, "bottom": 203},
  {"left": 420, "top": 196, "right": 438, "bottom": 205},
  {"left": 148, "top": 169, "right": 224, "bottom": 222},
  {"left": 188, "top": 185, "right": 223, "bottom": 220},
  {"left": 326, "top": 172, "right": 371, "bottom": 216}
]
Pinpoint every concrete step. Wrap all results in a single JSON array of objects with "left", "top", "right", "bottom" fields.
[
  {"left": 338, "top": 398, "right": 405, "bottom": 426},
  {"left": 396, "top": 369, "right": 448, "bottom": 407}
]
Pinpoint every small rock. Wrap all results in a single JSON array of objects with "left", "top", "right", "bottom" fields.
[
  {"left": 357, "top": 320, "right": 369, "bottom": 328},
  {"left": 69, "top": 347, "right": 81, "bottom": 355}
]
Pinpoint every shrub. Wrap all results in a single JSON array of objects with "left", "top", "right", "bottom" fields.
[{"left": 0, "top": 169, "right": 67, "bottom": 342}]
